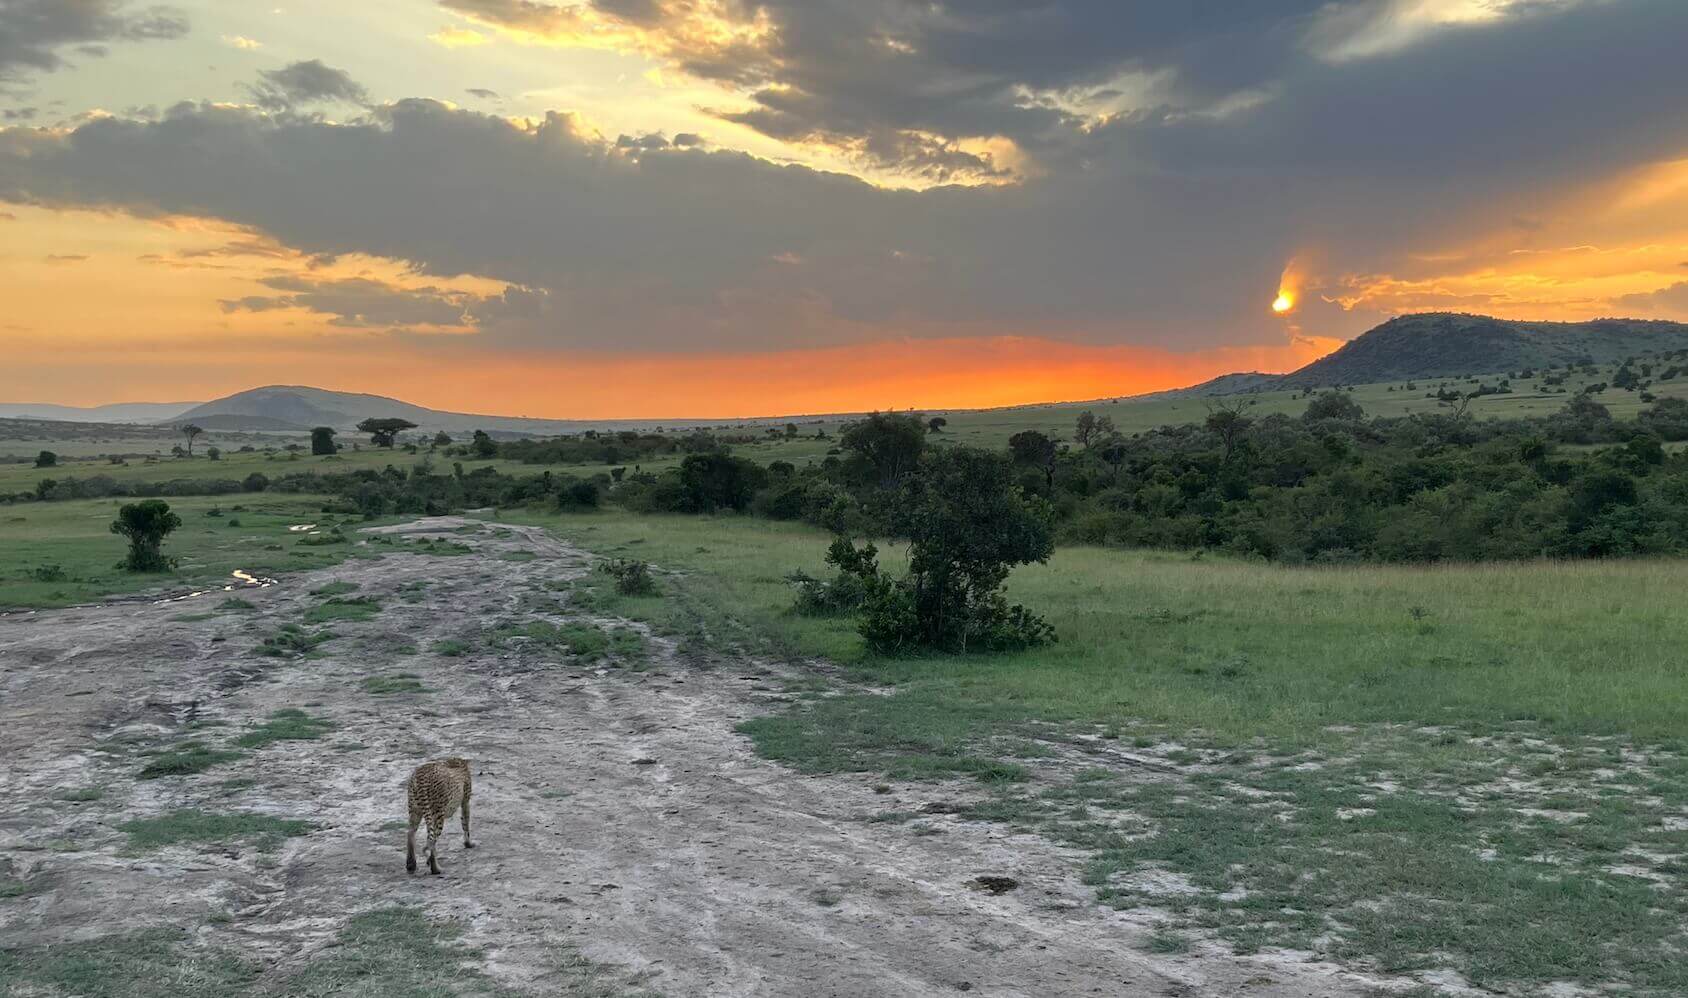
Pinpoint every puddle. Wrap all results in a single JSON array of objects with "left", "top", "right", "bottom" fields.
[
  {"left": 149, "top": 568, "right": 278, "bottom": 605},
  {"left": 289, "top": 524, "right": 318, "bottom": 533}
]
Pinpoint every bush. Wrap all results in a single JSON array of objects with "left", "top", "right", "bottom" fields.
[
  {"left": 34, "top": 450, "right": 56, "bottom": 468},
  {"left": 602, "top": 558, "right": 658, "bottom": 596},
  {"left": 111, "top": 499, "right": 182, "bottom": 572},
  {"left": 29, "top": 564, "right": 66, "bottom": 582},
  {"left": 557, "top": 479, "right": 600, "bottom": 510},
  {"left": 790, "top": 538, "right": 881, "bottom": 615}
]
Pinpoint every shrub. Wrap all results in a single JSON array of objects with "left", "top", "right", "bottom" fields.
[
  {"left": 602, "top": 558, "right": 658, "bottom": 596},
  {"left": 29, "top": 564, "right": 66, "bottom": 582},
  {"left": 111, "top": 500, "right": 182, "bottom": 572},
  {"left": 34, "top": 450, "right": 56, "bottom": 468},
  {"left": 790, "top": 537, "right": 880, "bottom": 616}
]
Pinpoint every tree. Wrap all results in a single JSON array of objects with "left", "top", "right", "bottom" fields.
[
  {"left": 1302, "top": 391, "right": 1365, "bottom": 422},
  {"left": 1204, "top": 398, "right": 1256, "bottom": 461},
  {"left": 34, "top": 450, "right": 56, "bottom": 468},
  {"left": 470, "top": 429, "right": 498, "bottom": 458},
  {"left": 861, "top": 447, "right": 1055, "bottom": 653},
  {"left": 840, "top": 412, "right": 927, "bottom": 488},
  {"left": 927, "top": 417, "right": 947, "bottom": 433},
  {"left": 357, "top": 417, "right": 418, "bottom": 448},
  {"left": 311, "top": 426, "right": 338, "bottom": 455},
  {"left": 432, "top": 431, "right": 453, "bottom": 448},
  {"left": 206, "top": 446, "right": 221, "bottom": 461},
  {"left": 783, "top": 423, "right": 799, "bottom": 439},
  {"left": 111, "top": 500, "right": 182, "bottom": 572},
  {"left": 679, "top": 452, "right": 767, "bottom": 512},
  {"left": 1074, "top": 410, "right": 1114, "bottom": 449},
  {"left": 1008, "top": 430, "right": 1059, "bottom": 488},
  {"left": 178, "top": 423, "right": 204, "bottom": 456}
]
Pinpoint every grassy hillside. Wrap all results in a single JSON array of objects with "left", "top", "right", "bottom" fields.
[{"left": 1281, "top": 313, "right": 1688, "bottom": 387}]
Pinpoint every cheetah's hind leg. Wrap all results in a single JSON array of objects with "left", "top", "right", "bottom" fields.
[
  {"left": 426, "top": 814, "right": 444, "bottom": 875},
  {"left": 461, "top": 795, "right": 473, "bottom": 849},
  {"left": 406, "top": 811, "right": 421, "bottom": 874}
]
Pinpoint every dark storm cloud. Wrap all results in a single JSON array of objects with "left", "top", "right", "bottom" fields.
[
  {"left": 0, "top": 0, "right": 186, "bottom": 83},
  {"left": 440, "top": 0, "right": 1456, "bottom": 174},
  {"left": 247, "top": 60, "right": 369, "bottom": 112},
  {"left": 222, "top": 276, "right": 478, "bottom": 329}
]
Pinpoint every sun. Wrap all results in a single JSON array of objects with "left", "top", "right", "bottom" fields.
[{"left": 1271, "top": 292, "right": 1295, "bottom": 314}]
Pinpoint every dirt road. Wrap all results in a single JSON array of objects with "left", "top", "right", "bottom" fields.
[{"left": 0, "top": 518, "right": 1385, "bottom": 996}]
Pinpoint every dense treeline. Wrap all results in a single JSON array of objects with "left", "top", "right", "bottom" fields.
[{"left": 11, "top": 392, "right": 1688, "bottom": 564}]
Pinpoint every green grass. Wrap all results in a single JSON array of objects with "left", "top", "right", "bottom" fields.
[
  {"left": 54, "top": 786, "right": 104, "bottom": 802},
  {"left": 0, "top": 927, "right": 260, "bottom": 998},
  {"left": 302, "top": 595, "right": 382, "bottom": 623},
  {"left": 119, "top": 809, "right": 313, "bottom": 850},
  {"left": 233, "top": 709, "right": 334, "bottom": 749},
  {"left": 513, "top": 507, "right": 1688, "bottom": 993},
  {"left": 256, "top": 623, "right": 336, "bottom": 657},
  {"left": 0, "top": 494, "right": 370, "bottom": 608},
  {"left": 270, "top": 907, "right": 517, "bottom": 997},
  {"left": 432, "top": 638, "right": 470, "bottom": 657},
  {"left": 309, "top": 580, "right": 359, "bottom": 596},
  {"left": 485, "top": 619, "right": 646, "bottom": 664},
  {"left": 362, "top": 673, "right": 428, "bottom": 695},
  {"left": 138, "top": 742, "right": 245, "bottom": 780}
]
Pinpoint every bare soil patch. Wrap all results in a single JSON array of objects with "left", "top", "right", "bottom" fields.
[{"left": 0, "top": 517, "right": 1387, "bottom": 996}]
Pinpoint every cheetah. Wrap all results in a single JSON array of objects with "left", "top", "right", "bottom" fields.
[{"left": 406, "top": 757, "right": 473, "bottom": 875}]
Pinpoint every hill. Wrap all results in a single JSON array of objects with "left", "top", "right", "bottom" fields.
[
  {"left": 172, "top": 385, "right": 763, "bottom": 436},
  {"left": 0, "top": 401, "right": 200, "bottom": 423},
  {"left": 1279, "top": 314, "right": 1688, "bottom": 387},
  {"left": 1171, "top": 313, "right": 1688, "bottom": 397}
]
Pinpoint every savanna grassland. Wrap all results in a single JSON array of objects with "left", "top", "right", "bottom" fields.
[
  {"left": 0, "top": 495, "right": 372, "bottom": 607},
  {"left": 516, "top": 508, "right": 1688, "bottom": 993},
  {"left": 7, "top": 353, "right": 1688, "bottom": 994}
]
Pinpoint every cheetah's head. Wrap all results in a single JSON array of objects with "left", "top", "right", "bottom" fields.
[{"left": 443, "top": 757, "right": 471, "bottom": 770}]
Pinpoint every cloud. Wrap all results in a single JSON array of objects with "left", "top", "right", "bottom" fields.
[
  {"left": 221, "top": 34, "right": 262, "bottom": 50},
  {"left": 3, "top": 0, "right": 1687, "bottom": 358},
  {"left": 465, "top": 87, "right": 500, "bottom": 100},
  {"left": 0, "top": 0, "right": 187, "bottom": 83},
  {"left": 1615, "top": 282, "right": 1688, "bottom": 319},
  {"left": 440, "top": 0, "right": 1586, "bottom": 181},
  {"left": 430, "top": 25, "right": 489, "bottom": 48},
  {"left": 220, "top": 275, "right": 497, "bottom": 329},
  {"left": 246, "top": 59, "right": 369, "bottom": 111},
  {"left": 43, "top": 253, "right": 89, "bottom": 263}
]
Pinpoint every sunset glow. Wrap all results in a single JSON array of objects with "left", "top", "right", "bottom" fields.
[{"left": 1, "top": 0, "right": 1686, "bottom": 414}]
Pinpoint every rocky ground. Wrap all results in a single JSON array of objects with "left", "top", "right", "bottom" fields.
[{"left": 0, "top": 517, "right": 1388, "bottom": 996}]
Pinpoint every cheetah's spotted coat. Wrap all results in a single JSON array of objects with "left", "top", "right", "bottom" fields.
[{"left": 406, "top": 757, "right": 473, "bottom": 874}]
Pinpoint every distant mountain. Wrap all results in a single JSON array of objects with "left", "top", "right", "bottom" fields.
[
  {"left": 1180, "top": 313, "right": 1688, "bottom": 396},
  {"left": 173, "top": 385, "right": 748, "bottom": 436},
  {"left": 0, "top": 400, "right": 201, "bottom": 423}
]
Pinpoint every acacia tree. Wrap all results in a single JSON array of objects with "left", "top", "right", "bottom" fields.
[
  {"left": 1008, "top": 430, "right": 1059, "bottom": 489},
  {"left": 179, "top": 423, "right": 204, "bottom": 456},
  {"left": 840, "top": 412, "right": 927, "bottom": 488},
  {"left": 1074, "top": 410, "right": 1114, "bottom": 449},
  {"left": 311, "top": 426, "right": 338, "bottom": 455},
  {"left": 357, "top": 417, "right": 418, "bottom": 448},
  {"left": 1204, "top": 398, "right": 1256, "bottom": 461},
  {"left": 34, "top": 450, "right": 56, "bottom": 468},
  {"left": 111, "top": 499, "right": 182, "bottom": 572}
]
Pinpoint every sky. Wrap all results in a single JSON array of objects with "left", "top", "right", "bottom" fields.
[{"left": 2, "top": 0, "right": 1688, "bottom": 417}]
